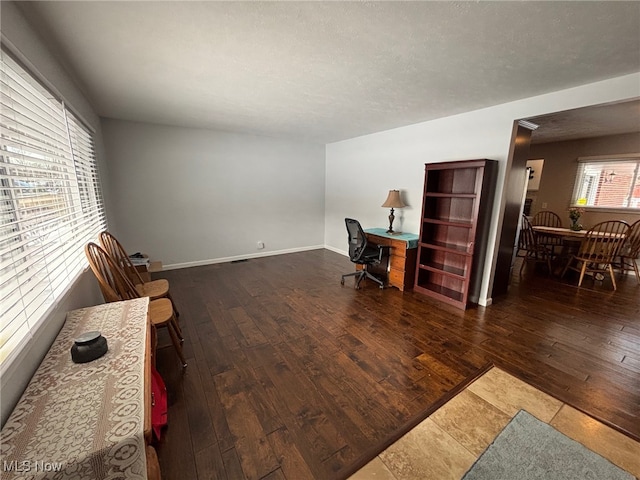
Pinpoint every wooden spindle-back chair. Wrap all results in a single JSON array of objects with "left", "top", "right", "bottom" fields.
[
  {"left": 99, "top": 231, "right": 179, "bottom": 316},
  {"left": 85, "top": 242, "right": 186, "bottom": 367},
  {"left": 531, "top": 210, "right": 563, "bottom": 256},
  {"left": 85, "top": 241, "right": 138, "bottom": 302},
  {"left": 616, "top": 219, "right": 640, "bottom": 284},
  {"left": 518, "top": 215, "right": 552, "bottom": 275},
  {"left": 561, "top": 220, "right": 629, "bottom": 290}
]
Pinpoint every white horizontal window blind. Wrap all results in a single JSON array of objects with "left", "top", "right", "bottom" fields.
[
  {"left": 571, "top": 156, "right": 640, "bottom": 209},
  {"left": 0, "top": 50, "right": 106, "bottom": 366}
]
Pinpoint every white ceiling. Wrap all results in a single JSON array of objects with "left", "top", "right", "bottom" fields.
[
  {"left": 529, "top": 99, "right": 640, "bottom": 144},
  {"left": 15, "top": 1, "right": 640, "bottom": 144}
]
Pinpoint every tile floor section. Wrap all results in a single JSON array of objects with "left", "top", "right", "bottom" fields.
[{"left": 349, "top": 367, "right": 640, "bottom": 480}]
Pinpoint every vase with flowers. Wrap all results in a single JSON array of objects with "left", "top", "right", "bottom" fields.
[{"left": 568, "top": 207, "right": 585, "bottom": 231}]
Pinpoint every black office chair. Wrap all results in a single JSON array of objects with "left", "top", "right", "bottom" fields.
[{"left": 340, "top": 218, "right": 388, "bottom": 289}]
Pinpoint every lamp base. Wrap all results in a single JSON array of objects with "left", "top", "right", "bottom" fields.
[{"left": 387, "top": 208, "right": 395, "bottom": 234}]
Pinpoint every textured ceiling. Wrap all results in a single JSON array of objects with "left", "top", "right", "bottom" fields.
[
  {"left": 15, "top": 1, "right": 640, "bottom": 144},
  {"left": 530, "top": 100, "right": 640, "bottom": 144}
]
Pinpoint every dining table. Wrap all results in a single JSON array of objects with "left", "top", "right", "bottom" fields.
[
  {"left": 0, "top": 298, "right": 156, "bottom": 479},
  {"left": 532, "top": 225, "right": 627, "bottom": 240},
  {"left": 531, "top": 225, "right": 589, "bottom": 238},
  {"left": 530, "top": 225, "right": 584, "bottom": 273}
]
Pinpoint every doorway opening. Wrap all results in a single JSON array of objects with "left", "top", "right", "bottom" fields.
[{"left": 489, "top": 98, "right": 640, "bottom": 300}]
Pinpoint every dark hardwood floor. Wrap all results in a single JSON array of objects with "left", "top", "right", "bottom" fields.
[{"left": 154, "top": 249, "right": 640, "bottom": 480}]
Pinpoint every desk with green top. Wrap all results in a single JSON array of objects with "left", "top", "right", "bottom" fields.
[{"left": 363, "top": 228, "right": 419, "bottom": 291}]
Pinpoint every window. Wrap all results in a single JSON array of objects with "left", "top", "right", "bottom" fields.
[
  {"left": 571, "top": 155, "right": 640, "bottom": 210},
  {"left": 0, "top": 50, "right": 106, "bottom": 367}
]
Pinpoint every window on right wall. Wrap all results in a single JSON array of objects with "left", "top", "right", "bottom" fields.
[{"left": 571, "top": 155, "right": 640, "bottom": 210}]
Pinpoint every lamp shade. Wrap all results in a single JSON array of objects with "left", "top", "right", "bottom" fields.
[{"left": 381, "top": 190, "right": 406, "bottom": 209}]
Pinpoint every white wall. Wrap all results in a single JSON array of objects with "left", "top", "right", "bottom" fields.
[
  {"left": 325, "top": 74, "right": 640, "bottom": 305},
  {"left": 1, "top": 2, "right": 107, "bottom": 426},
  {"left": 101, "top": 120, "right": 326, "bottom": 268}
]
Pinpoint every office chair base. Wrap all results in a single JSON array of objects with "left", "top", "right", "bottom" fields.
[{"left": 341, "top": 270, "right": 385, "bottom": 289}]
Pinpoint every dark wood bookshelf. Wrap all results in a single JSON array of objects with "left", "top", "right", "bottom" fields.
[{"left": 414, "top": 159, "right": 498, "bottom": 309}]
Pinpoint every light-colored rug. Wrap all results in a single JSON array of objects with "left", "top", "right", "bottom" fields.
[{"left": 462, "top": 410, "right": 634, "bottom": 480}]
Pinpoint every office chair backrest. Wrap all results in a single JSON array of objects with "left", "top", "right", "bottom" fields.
[{"left": 345, "top": 218, "right": 368, "bottom": 262}]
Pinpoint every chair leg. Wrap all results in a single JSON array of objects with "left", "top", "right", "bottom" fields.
[
  {"left": 608, "top": 264, "right": 617, "bottom": 291},
  {"left": 354, "top": 271, "right": 367, "bottom": 289},
  {"left": 519, "top": 255, "right": 526, "bottom": 275},
  {"left": 615, "top": 256, "right": 624, "bottom": 276},
  {"left": 632, "top": 259, "right": 640, "bottom": 284},
  {"left": 561, "top": 257, "right": 573, "bottom": 278},
  {"left": 364, "top": 270, "right": 385, "bottom": 289},
  {"left": 577, "top": 261, "right": 587, "bottom": 287},
  {"left": 578, "top": 262, "right": 587, "bottom": 286},
  {"left": 622, "top": 257, "right": 640, "bottom": 284},
  {"left": 167, "top": 321, "right": 187, "bottom": 368},
  {"left": 171, "top": 314, "right": 184, "bottom": 343},
  {"left": 341, "top": 270, "right": 362, "bottom": 283},
  {"left": 342, "top": 268, "right": 383, "bottom": 289},
  {"left": 167, "top": 292, "right": 180, "bottom": 318}
]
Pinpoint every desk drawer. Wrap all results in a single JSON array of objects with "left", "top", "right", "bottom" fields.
[
  {"left": 389, "top": 268, "right": 405, "bottom": 289},
  {"left": 390, "top": 239, "right": 408, "bottom": 255},
  {"left": 390, "top": 254, "right": 405, "bottom": 270},
  {"left": 368, "top": 234, "right": 392, "bottom": 247}
]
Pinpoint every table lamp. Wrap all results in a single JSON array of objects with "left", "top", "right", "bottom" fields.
[{"left": 381, "top": 190, "right": 406, "bottom": 234}]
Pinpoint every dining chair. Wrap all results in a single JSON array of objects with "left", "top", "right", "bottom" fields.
[
  {"left": 615, "top": 219, "right": 640, "bottom": 284},
  {"left": 85, "top": 242, "right": 187, "bottom": 367},
  {"left": 561, "top": 220, "right": 629, "bottom": 290},
  {"left": 518, "top": 215, "right": 552, "bottom": 275},
  {"left": 515, "top": 215, "right": 528, "bottom": 259},
  {"left": 531, "top": 210, "right": 563, "bottom": 256},
  {"left": 99, "top": 231, "right": 180, "bottom": 318}
]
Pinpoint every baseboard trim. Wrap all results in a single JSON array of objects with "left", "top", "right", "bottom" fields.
[
  {"left": 480, "top": 297, "right": 493, "bottom": 307},
  {"left": 323, "top": 245, "right": 348, "bottom": 256},
  {"left": 162, "top": 245, "right": 325, "bottom": 271}
]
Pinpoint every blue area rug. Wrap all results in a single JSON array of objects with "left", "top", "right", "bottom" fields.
[{"left": 462, "top": 410, "right": 633, "bottom": 480}]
